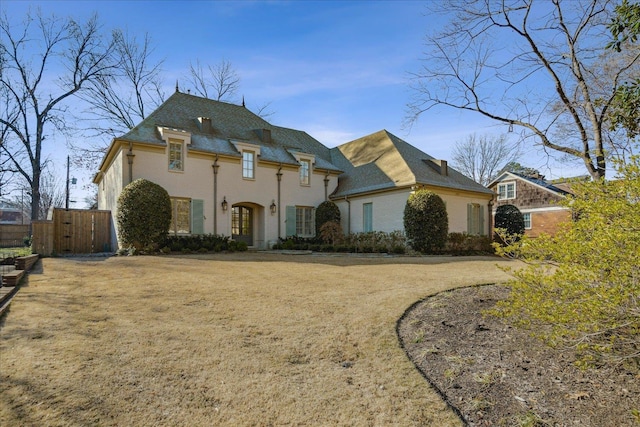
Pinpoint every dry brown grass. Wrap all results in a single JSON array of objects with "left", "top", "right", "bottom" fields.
[{"left": 0, "top": 253, "right": 513, "bottom": 426}]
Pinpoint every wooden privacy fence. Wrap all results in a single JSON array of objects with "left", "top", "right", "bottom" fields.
[
  {"left": 32, "top": 208, "right": 111, "bottom": 256},
  {"left": 0, "top": 224, "right": 30, "bottom": 248}
]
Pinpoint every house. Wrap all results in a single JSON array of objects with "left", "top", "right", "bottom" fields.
[
  {"left": 488, "top": 172, "right": 579, "bottom": 237},
  {"left": 0, "top": 203, "right": 28, "bottom": 225},
  {"left": 329, "top": 130, "right": 494, "bottom": 236},
  {"left": 94, "top": 91, "right": 494, "bottom": 250}
]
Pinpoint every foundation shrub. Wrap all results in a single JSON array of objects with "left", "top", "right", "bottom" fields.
[
  {"left": 315, "top": 201, "right": 341, "bottom": 236},
  {"left": 117, "top": 179, "right": 171, "bottom": 251},
  {"left": 403, "top": 190, "right": 448, "bottom": 253}
]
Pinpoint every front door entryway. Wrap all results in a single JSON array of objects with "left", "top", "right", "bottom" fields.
[{"left": 232, "top": 205, "right": 253, "bottom": 246}]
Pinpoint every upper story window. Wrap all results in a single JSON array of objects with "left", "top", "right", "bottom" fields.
[
  {"left": 168, "top": 139, "right": 184, "bottom": 171},
  {"left": 242, "top": 150, "right": 255, "bottom": 179},
  {"left": 299, "top": 159, "right": 310, "bottom": 185},
  {"left": 497, "top": 182, "right": 516, "bottom": 200}
]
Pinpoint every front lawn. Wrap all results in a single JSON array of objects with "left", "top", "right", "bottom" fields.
[{"left": 0, "top": 253, "right": 511, "bottom": 426}]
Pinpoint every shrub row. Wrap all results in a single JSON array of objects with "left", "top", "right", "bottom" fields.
[
  {"left": 272, "top": 231, "right": 494, "bottom": 256},
  {"left": 117, "top": 234, "right": 248, "bottom": 255}
]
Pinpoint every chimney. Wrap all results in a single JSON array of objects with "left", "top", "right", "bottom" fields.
[
  {"left": 198, "top": 117, "right": 212, "bottom": 133},
  {"left": 439, "top": 160, "right": 448, "bottom": 176}
]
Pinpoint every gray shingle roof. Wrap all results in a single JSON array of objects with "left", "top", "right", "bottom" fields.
[
  {"left": 329, "top": 130, "right": 493, "bottom": 198},
  {"left": 117, "top": 91, "right": 341, "bottom": 171}
]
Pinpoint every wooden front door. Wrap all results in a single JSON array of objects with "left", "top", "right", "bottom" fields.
[{"left": 232, "top": 206, "right": 253, "bottom": 246}]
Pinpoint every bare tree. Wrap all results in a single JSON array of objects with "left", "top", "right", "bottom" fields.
[
  {"left": 408, "top": 0, "right": 640, "bottom": 180},
  {"left": 187, "top": 59, "right": 240, "bottom": 101},
  {"left": 0, "top": 11, "right": 115, "bottom": 219},
  {"left": 73, "top": 29, "right": 165, "bottom": 170},
  {"left": 452, "top": 134, "right": 520, "bottom": 186}
]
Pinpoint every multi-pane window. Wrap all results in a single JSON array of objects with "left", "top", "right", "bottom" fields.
[
  {"left": 170, "top": 197, "right": 190, "bottom": 234},
  {"left": 242, "top": 150, "right": 255, "bottom": 179},
  {"left": 168, "top": 139, "right": 183, "bottom": 171},
  {"left": 468, "top": 203, "right": 482, "bottom": 235},
  {"left": 232, "top": 206, "right": 252, "bottom": 236},
  {"left": 299, "top": 159, "right": 310, "bottom": 185},
  {"left": 296, "top": 206, "right": 314, "bottom": 236},
  {"left": 497, "top": 182, "right": 515, "bottom": 200},
  {"left": 523, "top": 212, "right": 532, "bottom": 229},
  {"left": 363, "top": 203, "right": 373, "bottom": 232}
]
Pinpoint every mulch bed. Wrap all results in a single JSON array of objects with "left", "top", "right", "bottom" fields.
[{"left": 397, "top": 284, "right": 639, "bottom": 426}]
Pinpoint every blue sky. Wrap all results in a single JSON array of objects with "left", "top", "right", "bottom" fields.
[{"left": 3, "top": 0, "right": 585, "bottom": 206}]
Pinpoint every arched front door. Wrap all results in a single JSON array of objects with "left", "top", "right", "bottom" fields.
[{"left": 232, "top": 205, "right": 253, "bottom": 246}]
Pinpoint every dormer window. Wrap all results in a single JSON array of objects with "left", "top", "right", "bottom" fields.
[
  {"left": 243, "top": 150, "right": 255, "bottom": 179},
  {"left": 299, "top": 159, "right": 310, "bottom": 185},
  {"left": 168, "top": 139, "right": 184, "bottom": 171}
]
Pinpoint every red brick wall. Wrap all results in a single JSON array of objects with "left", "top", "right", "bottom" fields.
[{"left": 525, "top": 210, "right": 572, "bottom": 237}]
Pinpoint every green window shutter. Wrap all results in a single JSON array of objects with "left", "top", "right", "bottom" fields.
[
  {"left": 286, "top": 206, "right": 296, "bottom": 237},
  {"left": 479, "top": 205, "right": 485, "bottom": 236},
  {"left": 191, "top": 199, "right": 204, "bottom": 235},
  {"left": 467, "top": 204, "right": 472, "bottom": 234}
]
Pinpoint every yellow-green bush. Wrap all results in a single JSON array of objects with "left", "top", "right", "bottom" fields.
[{"left": 492, "top": 157, "right": 640, "bottom": 369}]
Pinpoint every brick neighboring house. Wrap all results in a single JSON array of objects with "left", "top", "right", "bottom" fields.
[{"left": 488, "top": 172, "right": 584, "bottom": 237}]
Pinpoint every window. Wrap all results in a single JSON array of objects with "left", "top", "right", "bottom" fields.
[
  {"left": 296, "top": 206, "right": 314, "bottom": 236},
  {"left": 168, "top": 139, "right": 183, "bottom": 171},
  {"left": 170, "top": 197, "right": 190, "bottom": 234},
  {"left": 497, "top": 182, "right": 515, "bottom": 200},
  {"left": 467, "top": 203, "right": 485, "bottom": 235},
  {"left": 299, "top": 159, "right": 310, "bottom": 185},
  {"left": 232, "top": 206, "right": 252, "bottom": 236},
  {"left": 363, "top": 203, "right": 373, "bottom": 232},
  {"left": 523, "top": 212, "right": 532, "bottom": 229},
  {"left": 242, "top": 150, "right": 255, "bottom": 179}
]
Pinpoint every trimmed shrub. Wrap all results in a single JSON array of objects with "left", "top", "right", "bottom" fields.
[
  {"left": 403, "top": 190, "right": 448, "bottom": 253},
  {"left": 494, "top": 204, "right": 525, "bottom": 239},
  {"left": 117, "top": 179, "right": 171, "bottom": 250},
  {"left": 319, "top": 220, "right": 343, "bottom": 245},
  {"left": 315, "top": 201, "right": 341, "bottom": 236}
]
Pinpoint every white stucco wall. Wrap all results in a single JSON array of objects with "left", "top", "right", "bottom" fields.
[
  {"left": 98, "top": 140, "right": 338, "bottom": 249},
  {"left": 333, "top": 187, "right": 492, "bottom": 237}
]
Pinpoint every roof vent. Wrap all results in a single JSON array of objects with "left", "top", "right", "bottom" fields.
[
  {"left": 198, "top": 117, "right": 212, "bottom": 133},
  {"left": 254, "top": 128, "right": 272, "bottom": 143}
]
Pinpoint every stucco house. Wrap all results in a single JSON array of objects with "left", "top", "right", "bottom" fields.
[
  {"left": 94, "top": 91, "right": 493, "bottom": 250},
  {"left": 488, "top": 171, "right": 578, "bottom": 237}
]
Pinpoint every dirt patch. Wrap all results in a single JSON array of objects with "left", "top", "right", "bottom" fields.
[{"left": 398, "top": 284, "right": 640, "bottom": 426}]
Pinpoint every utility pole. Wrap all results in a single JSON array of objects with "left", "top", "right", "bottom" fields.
[{"left": 66, "top": 155, "right": 70, "bottom": 210}]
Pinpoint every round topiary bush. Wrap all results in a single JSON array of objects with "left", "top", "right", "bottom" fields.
[
  {"left": 315, "top": 200, "right": 341, "bottom": 236},
  {"left": 494, "top": 204, "right": 525, "bottom": 237},
  {"left": 403, "top": 189, "right": 448, "bottom": 253},
  {"left": 117, "top": 179, "right": 172, "bottom": 250}
]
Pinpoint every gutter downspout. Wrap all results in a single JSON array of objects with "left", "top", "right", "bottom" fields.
[
  {"left": 345, "top": 196, "right": 351, "bottom": 235},
  {"left": 212, "top": 155, "right": 219, "bottom": 234},
  {"left": 126, "top": 142, "right": 135, "bottom": 184},
  {"left": 323, "top": 172, "right": 330, "bottom": 201},
  {"left": 276, "top": 164, "right": 283, "bottom": 240}
]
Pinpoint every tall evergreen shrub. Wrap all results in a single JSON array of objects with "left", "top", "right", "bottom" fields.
[{"left": 403, "top": 189, "right": 448, "bottom": 253}]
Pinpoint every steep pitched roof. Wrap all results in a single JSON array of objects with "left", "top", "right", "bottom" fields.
[
  {"left": 329, "top": 130, "right": 493, "bottom": 198},
  {"left": 115, "top": 91, "right": 341, "bottom": 172}
]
